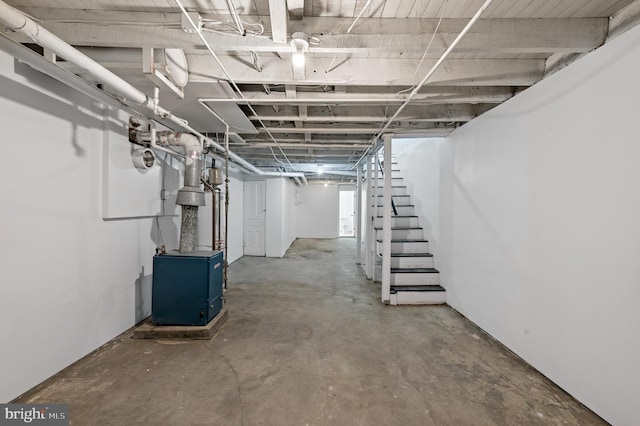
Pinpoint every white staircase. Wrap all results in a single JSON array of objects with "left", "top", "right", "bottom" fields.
[{"left": 372, "top": 158, "right": 446, "bottom": 306}]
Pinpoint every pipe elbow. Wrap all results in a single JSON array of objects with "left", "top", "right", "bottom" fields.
[{"left": 175, "top": 132, "right": 202, "bottom": 154}]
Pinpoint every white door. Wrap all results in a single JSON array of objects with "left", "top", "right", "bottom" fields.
[
  {"left": 339, "top": 189, "right": 356, "bottom": 237},
  {"left": 243, "top": 181, "right": 266, "bottom": 256}
]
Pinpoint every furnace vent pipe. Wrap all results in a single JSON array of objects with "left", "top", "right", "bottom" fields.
[{"left": 146, "top": 131, "right": 204, "bottom": 253}]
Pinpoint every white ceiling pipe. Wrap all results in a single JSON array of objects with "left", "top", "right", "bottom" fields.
[
  {"left": 197, "top": 98, "right": 308, "bottom": 184},
  {"left": 146, "top": 122, "right": 185, "bottom": 159},
  {"left": 176, "top": 0, "right": 295, "bottom": 171},
  {"left": 375, "top": 0, "right": 495, "bottom": 139},
  {"left": 262, "top": 171, "right": 308, "bottom": 181},
  {"left": 351, "top": 0, "right": 495, "bottom": 168},
  {"left": 208, "top": 152, "right": 252, "bottom": 174},
  {"left": 0, "top": 34, "right": 123, "bottom": 110},
  {"left": 0, "top": 0, "right": 269, "bottom": 177},
  {"left": 196, "top": 99, "right": 289, "bottom": 174},
  {"left": 0, "top": 0, "right": 148, "bottom": 105},
  {"left": 224, "top": 0, "right": 245, "bottom": 35}
]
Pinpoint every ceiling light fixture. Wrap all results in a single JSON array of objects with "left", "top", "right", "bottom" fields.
[
  {"left": 317, "top": 164, "right": 324, "bottom": 175},
  {"left": 291, "top": 32, "right": 309, "bottom": 68}
]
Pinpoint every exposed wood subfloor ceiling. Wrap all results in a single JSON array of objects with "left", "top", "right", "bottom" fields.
[{"left": 2, "top": 0, "right": 639, "bottom": 178}]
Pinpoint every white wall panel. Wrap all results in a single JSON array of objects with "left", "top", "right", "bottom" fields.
[
  {"left": 397, "top": 25, "right": 640, "bottom": 425},
  {"left": 0, "top": 52, "right": 180, "bottom": 402},
  {"left": 295, "top": 184, "right": 339, "bottom": 238}
]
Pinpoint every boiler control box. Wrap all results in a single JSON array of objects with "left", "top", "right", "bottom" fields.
[{"left": 152, "top": 250, "right": 223, "bottom": 326}]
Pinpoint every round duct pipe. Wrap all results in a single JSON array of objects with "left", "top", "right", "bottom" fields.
[{"left": 131, "top": 147, "right": 156, "bottom": 170}]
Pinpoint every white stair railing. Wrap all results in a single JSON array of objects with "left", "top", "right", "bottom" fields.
[
  {"left": 365, "top": 155, "right": 374, "bottom": 280},
  {"left": 356, "top": 163, "right": 363, "bottom": 265},
  {"left": 372, "top": 154, "right": 379, "bottom": 282},
  {"left": 381, "top": 136, "right": 392, "bottom": 303}
]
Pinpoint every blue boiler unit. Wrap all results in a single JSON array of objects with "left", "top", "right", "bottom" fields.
[{"left": 152, "top": 250, "right": 224, "bottom": 326}]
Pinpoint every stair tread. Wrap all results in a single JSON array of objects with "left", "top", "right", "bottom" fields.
[
  {"left": 391, "top": 267, "right": 439, "bottom": 273},
  {"left": 376, "top": 215, "right": 418, "bottom": 218},
  {"left": 375, "top": 185, "right": 407, "bottom": 188},
  {"left": 377, "top": 194, "right": 410, "bottom": 197},
  {"left": 390, "top": 252, "right": 433, "bottom": 257},
  {"left": 374, "top": 226, "right": 423, "bottom": 230},
  {"left": 390, "top": 285, "right": 445, "bottom": 293},
  {"left": 377, "top": 239, "right": 428, "bottom": 243}
]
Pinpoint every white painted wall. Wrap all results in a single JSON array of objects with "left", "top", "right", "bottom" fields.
[
  {"left": 394, "top": 138, "right": 444, "bottom": 263},
  {"left": 0, "top": 50, "right": 246, "bottom": 402},
  {"left": 265, "top": 178, "right": 284, "bottom": 257},
  {"left": 295, "top": 184, "right": 339, "bottom": 238},
  {"left": 244, "top": 177, "right": 295, "bottom": 258},
  {"left": 281, "top": 178, "right": 297, "bottom": 253},
  {"left": 396, "top": 26, "right": 640, "bottom": 425},
  {"left": 0, "top": 52, "right": 182, "bottom": 402}
]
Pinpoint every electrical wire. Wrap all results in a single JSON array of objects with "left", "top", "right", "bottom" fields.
[
  {"left": 325, "top": 0, "right": 372, "bottom": 74},
  {"left": 396, "top": 0, "right": 449, "bottom": 96},
  {"left": 414, "top": 0, "right": 449, "bottom": 78},
  {"left": 201, "top": 20, "right": 264, "bottom": 36}
]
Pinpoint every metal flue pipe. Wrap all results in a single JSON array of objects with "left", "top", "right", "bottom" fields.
[{"left": 152, "top": 132, "right": 204, "bottom": 253}]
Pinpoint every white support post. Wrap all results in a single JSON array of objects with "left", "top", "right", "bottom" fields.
[
  {"left": 365, "top": 157, "right": 373, "bottom": 279},
  {"left": 356, "top": 164, "right": 363, "bottom": 265},
  {"left": 372, "top": 152, "right": 379, "bottom": 283},
  {"left": 381, "top": 135, "right": 392, "bottom": 303}
]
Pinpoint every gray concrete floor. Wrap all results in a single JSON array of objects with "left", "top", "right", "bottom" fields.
[{"left": 19, "top": 238, "right": 605, "bottom": 425}]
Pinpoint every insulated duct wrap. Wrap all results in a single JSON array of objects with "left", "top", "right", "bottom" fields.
[{"left": 179, "top": 205, "right": 199, "bottom": 253}]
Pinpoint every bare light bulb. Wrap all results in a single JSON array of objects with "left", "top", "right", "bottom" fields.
[
  {"left": 292, "top": 51, "right": 305, "bottom": 68},
  {"left": 291, "top": 32, "right": 309, "bottom": 69}
]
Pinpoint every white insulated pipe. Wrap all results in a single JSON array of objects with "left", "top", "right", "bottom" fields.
[
  {"left": 197, "top": 99, "right": 308, "bottom": 185},
  {"left": 166, "top": 132, "right": 202, "bottom": 188},
  {"left": 262, "top": 171, "right": 308, "bottom": 185},
  {"left": 0, "top": 1, "right": 149, "bottom": 106},
  {"left": 0, "top": 34, "right": 126, "bottom": 110},
  {"left": 0, "top": 0, "right": 289, "bottom": 179}
]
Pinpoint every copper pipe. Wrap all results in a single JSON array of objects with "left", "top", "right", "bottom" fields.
[{"left": 201, "top": 178, "right": 216, "bottom": 250}]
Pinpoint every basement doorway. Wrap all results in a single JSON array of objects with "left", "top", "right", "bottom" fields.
[{"left": 339, "top": 187, "right": 356, "bottom": 237}]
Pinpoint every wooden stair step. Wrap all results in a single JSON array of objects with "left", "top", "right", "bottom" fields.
[
  {"left": 374, "top": 227, "right": 423, "bottom": 231},
  {"left": 390, "top": 285, "right": 445, "bottom": 293},
  {"left": 391, "top": 268, "right": 439, "bottom": 273},
  {"left": 377, "top": 238, "right": 428, "bottom": 243}
]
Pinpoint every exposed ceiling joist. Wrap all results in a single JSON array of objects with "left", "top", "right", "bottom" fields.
[
  {"left": 258, "top": 126, "right": 453, "bottom": 136},
  {"left": 206, "top": 86, "right": 518, "bottom": 104},
  {"left": 188, "top": 56, "right": 543, "bottom": 85},
  {"left": 16, "top": 17, "right": 607, "bottom": 55},
  {"left": 267, "top": 0, "right": 287, "bottom": 43},
  {"left": 3, "top": 1, "right": 636, "bottom": 171}
]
